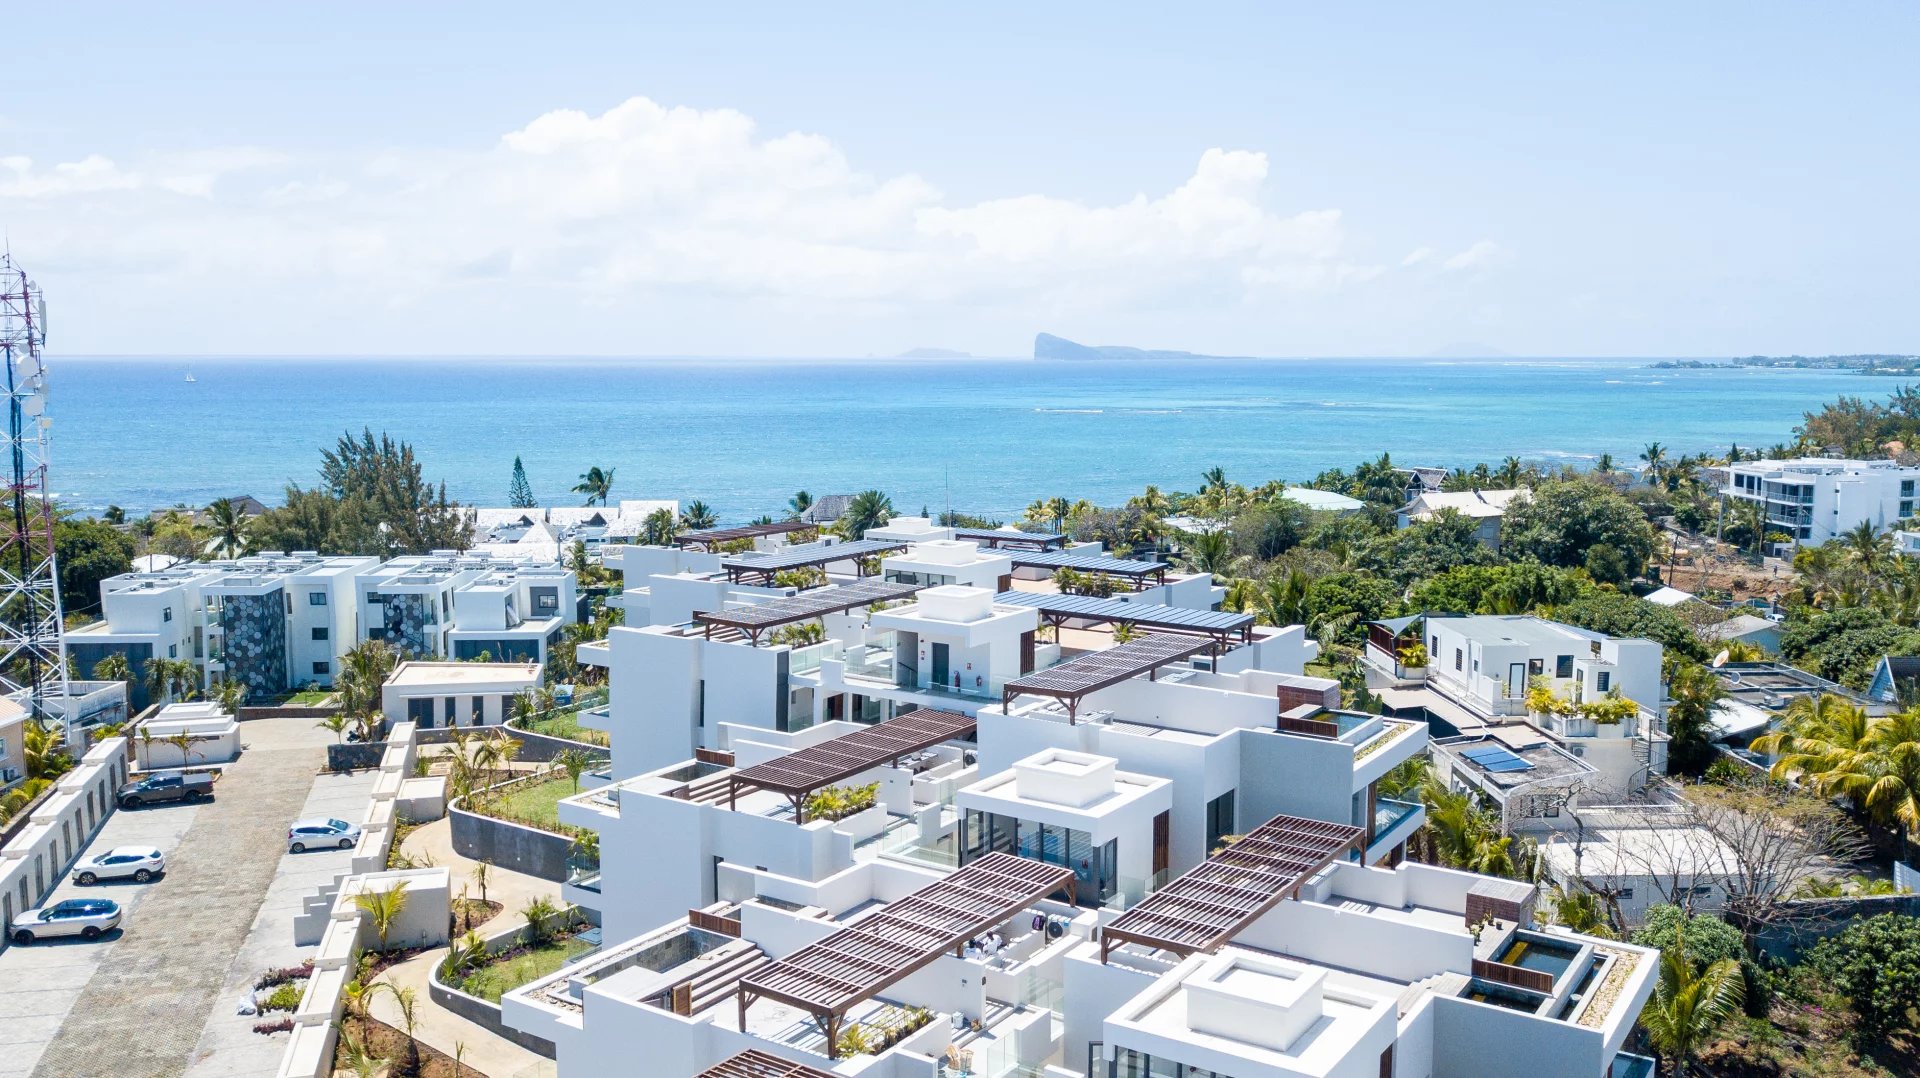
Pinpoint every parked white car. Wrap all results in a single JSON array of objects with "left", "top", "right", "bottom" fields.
[
  {"left": 71, "top": 846, "right": 165, "bottom": 885},
  {"left": 11, "top": 898, "right": 122, "bottom": 943},
  {"left": 287, "top": 817, "right": 362, "bottom": 853}
]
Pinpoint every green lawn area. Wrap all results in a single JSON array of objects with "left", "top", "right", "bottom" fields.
[
  {"left": 457, "top": 935, "right": 596, "bottom": 1002},
  {"left": 517, "top": 711, "right": 610, "bottom": 748},
  {"left": 282, "top": 689, "right": 335, "bottom": 705},
  {"left": 473, "top": 774, "right": 581, "bottom": 833}
]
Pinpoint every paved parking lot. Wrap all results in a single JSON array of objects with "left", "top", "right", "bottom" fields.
[{"left": 0, "top": 717, "right": 372, "bottom": 1078}]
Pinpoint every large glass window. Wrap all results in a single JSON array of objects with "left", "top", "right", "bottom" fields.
[
  {"left": 1206, "top": 790, "right": 1236, "bottom": 851},
  {"left": 961, "top": 810, "right": 1113, "bottom": 905},
  {"left": 1109, "top": 1049, "right": 1226, "bottom": 1078}
]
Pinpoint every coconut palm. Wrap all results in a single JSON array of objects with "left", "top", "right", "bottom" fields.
[
  {"left": 1178, "top": 529, "right": 1245, "bottom": 578},
  {"left": 353, "top": 884, "right": 410, "bottom": 953},
  {"left": 1547, "top": 885, "right": 1615, "bottom": 938},
  {"left": 1640, "top": 442, "right": 1669, "bottom": 487},
  {"left": 1749, "top": 693, "right": 1872, "bottom": 786},
  {"left": 787, "top": 491, "right": 813, "bottom": 520},
  {"left": 641, "top": 507, "right": 676, "bottom": 545},
  {"left": 1831, "top": 708, "right": 1920, "bottom": 841},
  {"left": 572, "top": 465, "right": 615, "bottom": 506},
  {"left": 836, "top": 490, "right": 894, "bottom": 539},
  {"left": 203, "top": 497, "right": 251, "bottom": 558},
  {"left": 1254, "top": 568, "right": 1311, "bottom": 628},
  {"left": 1495, "top": 456, "right": 1525, "bottom": 488},
  {"left": 1839, "top": 519, "right": 1892, "bottom": 572},
  {"left": 335, "top": 639, "right": 400, "bottom": 716},
  {"left": 90, "top": 652, "right": 131, "bottom": 687},
  {"left": 1639, "top": 931, "right": 1744, "bottom": 1077},
  {"left": 211, "top": 677, "right": 248, "bottom": 715},
  {"left": 1045, "top": 496, "right": 1071, "bottom": 532},
  {"left": 553, "top": 748, "right": 591, "bottom": 792},
  {"left": 679, "top": 500, "right": 718, "bottom": 531},
  {"left": 316, "top": 712, "right": 351, "bottom": 744}
]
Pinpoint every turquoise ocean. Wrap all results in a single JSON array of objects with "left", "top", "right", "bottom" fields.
[{"left": 53, "top": 357, "right": 1898, "bottom": 522}]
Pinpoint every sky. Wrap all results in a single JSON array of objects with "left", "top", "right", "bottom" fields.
[{"left": 2, "top": 3, "right": 1916, "bottom": 358}]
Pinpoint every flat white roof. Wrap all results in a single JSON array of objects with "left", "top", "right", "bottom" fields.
[{"left": 385, "top": 661, "right": 541, "bottom": 688}]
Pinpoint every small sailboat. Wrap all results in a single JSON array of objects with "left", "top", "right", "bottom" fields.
[{"left": 184, "top": 371, "right": 196, "bottom": 383}]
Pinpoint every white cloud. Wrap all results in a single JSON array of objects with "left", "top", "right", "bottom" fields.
[
  {"left": 0, "top": 96, "right": 1482, "bottom": 351},
  {"left": 1401, "top": 246, "right": 1434, "bottom": 267},
  {"left": 1442, "top": 240, "right": 1503, "bottom": 272}
]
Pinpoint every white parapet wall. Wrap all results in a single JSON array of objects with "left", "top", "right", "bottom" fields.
[
  {"left": 0, "top": 738, "right": 129, "bottom": 939},
  {"left": 277, "top": 866, "right": 451, "bottom": 1078}
]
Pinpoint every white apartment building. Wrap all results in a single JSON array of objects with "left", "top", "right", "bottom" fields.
[
  {"left": 1723, "top": 456, "right": 1920, "bottom": 553},
  {"left": 68, "top": 553, "right": 377, "bottom": 706},
  {"left": 1370, "top": 615, "right": 1667, "bottom": 797},
  {"left": 355, "top": 553, "right": 579, "bottom": 666}
]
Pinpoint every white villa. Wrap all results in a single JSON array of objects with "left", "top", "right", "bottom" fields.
[{"left": 1395, "top": 489, "right": 1529, "bottom": 548}]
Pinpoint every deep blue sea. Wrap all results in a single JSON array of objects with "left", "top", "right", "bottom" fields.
[{"left": 51, "top": 357, "right": 1900, "bottom": 522}]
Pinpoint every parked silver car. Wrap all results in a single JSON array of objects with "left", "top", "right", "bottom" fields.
[
  {"left": 72, "top": 846, "right": 165, "bottom": 885},
  {"left": 11, "top": 898, "right": 122, "bottom": 943},
  {"left": 287, "top": 817, "right": 361, "bottom": 853}
]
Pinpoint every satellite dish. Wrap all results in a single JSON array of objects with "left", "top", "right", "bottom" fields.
[{"left": 1712, "top": 648, "right": 1731, "bottom": 669}]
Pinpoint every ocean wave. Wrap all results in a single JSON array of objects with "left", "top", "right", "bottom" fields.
[{"left": 1034, "top": 408, "right": 1103, "bottom": 414}]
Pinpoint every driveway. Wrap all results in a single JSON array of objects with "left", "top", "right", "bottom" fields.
[{"left": 0, "top": 717, "right": 363, "bottom": 1078}]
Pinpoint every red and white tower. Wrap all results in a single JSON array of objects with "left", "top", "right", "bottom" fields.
[{"left": 0, "top": 253, "right": 68, "bottom": 719}]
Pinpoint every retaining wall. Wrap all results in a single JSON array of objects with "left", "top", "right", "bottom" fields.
[
  {"left": 427, "top": 918, "right": 577, "bottom": 1057},
  {"left": 448, "top": 791, "right": 575, "bottom": 882},
  {"left": 419, "top": 725, "right": 604, "bottom": 763},
  {"left": 0, "top": 739, "right": 129, "bottom": 948}
]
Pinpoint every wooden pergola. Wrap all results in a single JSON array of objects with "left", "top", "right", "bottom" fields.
[
  {"left": 991, "top": 591, "right": 1254, "bottom": 649},
  {"left": 692, "top": 579, "right": 923, "bottom": 646},
  {"left": 1000, "top": 633, "right": 1214, "bottom": 723},
  {"left": 1099, "top": 811, "right": 1365, "bottom": 963},
  {"left": 676, "top": 521, "right": 817, "bottom": 551},
  {"left": 720, "top": 539, "right": 910, "bottom": 585},
  {"left": 727, "top": 707, "right": 976, "bottom": 822},
  {"left": 1006, "top": 549, "right": 1170, "bottom": 590},
  {"left": 737, "top": 852, "right": 1075, "bottom": 1056},
  {"left": 694, "top": 1050, "right": 837, "bottom": 1078},
  {"left": 952, "top": 528, "right": 1066, "bottom": 551}
]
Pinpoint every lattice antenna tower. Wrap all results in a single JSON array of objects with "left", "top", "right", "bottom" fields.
[{"left": 0, "top": 253, "right": 67, "bottom": 717}]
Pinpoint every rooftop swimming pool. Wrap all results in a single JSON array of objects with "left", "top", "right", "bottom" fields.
[{"left": 1499, "top": 934, "right": 1581, "bottom": 980}]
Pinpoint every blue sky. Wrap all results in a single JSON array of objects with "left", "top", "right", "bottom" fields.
[{"left": 3, "top": 3, "right": 1916, "bottom": 357}]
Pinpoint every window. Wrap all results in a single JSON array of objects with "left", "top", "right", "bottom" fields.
[
  {"left": 311, "top": 627, "right": 328, "bottom": 641},
  {"left": 1596, "top": 671, "right": 1611, "bottom": 692},
  {"left": 366, "top": 592, "right": 383, "bottom": 605},
  {"left": 312, "top": 661, "right": 329, "bottom": 675},
  {"left": 1528, "top": 658, "right": 1544, "bottom": 676},
  {"left": 308, "top": 591, "right": 327, "bottom": 606},
  {"left": 1617, "top": 887, "right": 1635, "bottom": 901},
  {"left": 168, "top": 644, "right": 177, "bottom": 658},
  {"left": 162, "top": 607, "right": 173, "bottom": 623},
  {"left": 1454, "top": 648, "right": 1464, "bottom": 671},
  {"left": 1903, "top": 500, "right": 1914, "bottom": 520},
  {"left": 1555, "top": 654, "right": 1574, "bottom": 678},
  {"left": 1205, "top": 790, "right": 1236, "bottom": 852},
  {"left": 1904, "top": 479, "right": 1915, "bottom": 498}
]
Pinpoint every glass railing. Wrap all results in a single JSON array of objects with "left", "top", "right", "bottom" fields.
[
  {"left": 1372, "top": 798, "right": 1421, "bottom": 839},
  {"left": 1609, "top": 1052, "right": 1656, "bottom": 1078},
  {"left": 1101, "top": 868, "right": 1174, "bottom": 913},
  {"left": 879, "top": 827, "right": 959, "bottom": 869},
  {"left": 566, "top": 853, "right": 601, "bottom": 893},
  {"left": 787, "top": 640, "right": 841, "bottom": 675}
]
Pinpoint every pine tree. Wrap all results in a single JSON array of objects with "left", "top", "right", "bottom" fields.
[{"left": 508, "top": 456, "right": 537, "bottom": 508}]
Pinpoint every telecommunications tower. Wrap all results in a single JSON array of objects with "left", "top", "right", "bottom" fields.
[{"left": 0, "top": 253, "right": 67, "bottom": 719}]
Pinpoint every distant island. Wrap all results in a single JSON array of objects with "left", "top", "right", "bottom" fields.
[
  {"left": 894, "top": 347, "right": 972, "bottom": 359},
  {"left": 1033, "top": 332, "right": 1241, "bottom": 361},
  {"left": 1652, "top": 354, "right": 1920, "bottom": 374}
]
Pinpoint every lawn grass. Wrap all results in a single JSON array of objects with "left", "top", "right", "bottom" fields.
[
  {"left": 472, "top": 774, "right": 581, "bottom": 833},
  {"left": 516, "top": 711, "right": 610, "bottom": 748},
  {"left": 282, "top": 689, "right": 335, "bottom": 706},
  {"left": 457, "top": 935, "right": 596, "bottom": 1002}
]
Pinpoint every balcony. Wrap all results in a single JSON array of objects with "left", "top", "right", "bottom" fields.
[
  {"left": 1610, "top": 1052, "right": 1656, "bottom": 1078},
  {"left": 1372, "top": 797, "right": 1421, "bottom": 837}
]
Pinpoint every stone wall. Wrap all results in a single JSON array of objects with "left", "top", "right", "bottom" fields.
[
  {"left": 427, "top": 919, "right": 569, "bottom": 1057},
  {"left": 449, "top": 783, "right": 574, "bottom": 882},
  {"left": 418, "top": 726, "right": 605, "bottom": 764}
]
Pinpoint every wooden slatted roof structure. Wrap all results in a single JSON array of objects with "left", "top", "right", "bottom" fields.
[
  {"left": 1099, "top": 811, "right": 1365, "bottom": 963},
  {"left": 1000, "top": 633, "right": 1213, "bottom": 723},
  {"left": 738, "top": 852, "right": 1075, "bottom": 1056},
  {"left": 952, "top": 528, "right": 1066, "bottom": 551},
  {"left": 1005, "top": 548, "right": 1170, "bottom": 588},
  {"left": 695, "top": 1050, "right": 837, "bottom": 1078},
  {"left": 693, "top": 579, "right": 923, "bottom": 645},
  {"left": 676, "top": 521, "right": 817, "bottom": 550},
  {"left": 728, "top": 707, "right": 975, "bottom": 821},
  {"left": 992, "top": 591, "right": 1254, "bottom": 647},
  {"left": 721, "top": 539, "right": 910, "bottom": 584}
]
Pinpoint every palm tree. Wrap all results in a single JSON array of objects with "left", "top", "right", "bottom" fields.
[
  {"left": 316, "top": 712, "right": 351, "bottom": 744},
  {"left": 166, "top": 731, "right": 198, "bottom": 768},
  {"left": 553, "top": 749, "right": 591, "bottom": 793},
  {"left": 1594, "top": 453, "right": 1616, "bottom": 476},
  {"left": 90, "top": 652, "right": 131, "bottom": 687},
  {"left": 1495, "top": 456, "right": 1525, "bottom": 488},
  {"left": 1640, "top": 442, "right": 1669, "bottom": 487},
  {"left": 836, "top": 490, "right": 894, "bottom": 539},
  {"left": 353, "top": 884, "right": 411, "bottom": 953},
  {"left": 1750, "top": 693, "right": 1872, "bottom": 786},
  {"left": 1178, "top": 530, "right": 1244, "bottom": 578},
  {"left": 21, "top": 720, "right": 64, "bottom": 780},
  {"left": 335, "top": 639, "right": 399, "bottom": 716},
  {"left": 572, "top": 465, "right": 615, "bottom": 506},
  {"left": 1045, "top": 496, "right": 1071, "bottom": 533},
  {"left": 1254, "top": 569, "right": 1311, "bottom": 628},
  {"left": 471, "top": 860, "right": 492, "bottom": 906},
  {"left": 641, "top": 507, "right": 676, "bottom": 546},
  {"left": 1839, "top": 519, "right": 1892, "bottom": 572},
  {"left": 211, "top": 677, "right": 248, "bottom": 716},
  {"left": 335, "top": 1024, "right": 390, "bottom": 1078},
  {"left": 1547, "top": 885, "right": 1615, "bottom": 938},
  {"left": 1199, "top": 466, "right": 1229, "bottom": 497},
  {"left": 1832, "top": 708, "right": 1920, "bottom": 847},
  {"left": 374, "top": 982, "right": 422, "bottom": 1074},
  {"left": 787, "top": 491, "right": 813, "bottom": 520},
  {"left": 203, "top": 497, "right": 251, "bottom": 558},
  {"left": 143, "top": 659, "right": 173, "bottom": 706},
  {"left": 678, "top": 500, "right": 718, "bottom": 531},
  {"left": 1639, "top": 929, "right": 1744, "bottom": 1077}
]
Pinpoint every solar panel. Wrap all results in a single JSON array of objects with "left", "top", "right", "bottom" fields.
[
  {"left": 1460, "top": 745, "right": 1533, "bottom": 772},
  {"left": 1460, "top": 746, "right": 1509, "bottom": 763}
]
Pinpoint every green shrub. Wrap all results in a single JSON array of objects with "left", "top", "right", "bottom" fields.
[
  {"left": 1805, "top": 914, "right": 1920, "bottom": 1033},
  {"left": 1629, "top": 905, "right": 1744, "bottom": 969},
  {"left": 260, "top": 982, "right": 304, "bottom": 1012}
]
